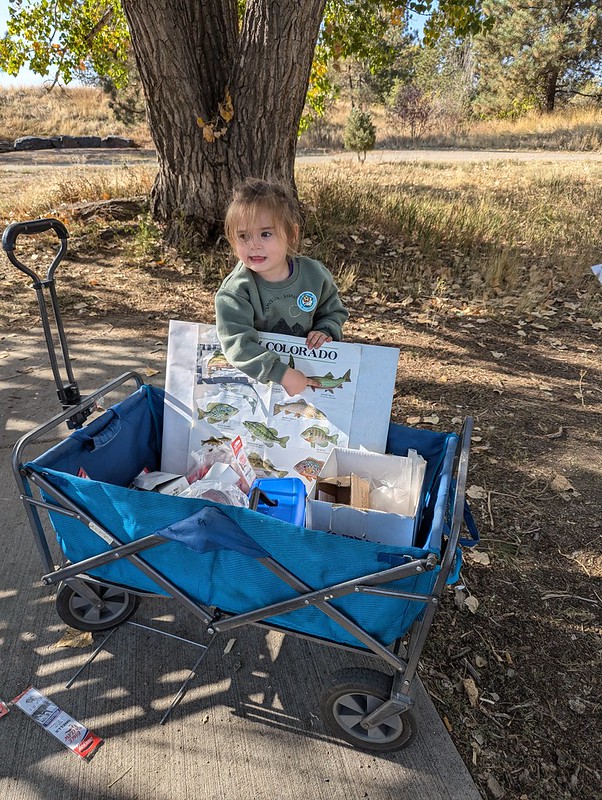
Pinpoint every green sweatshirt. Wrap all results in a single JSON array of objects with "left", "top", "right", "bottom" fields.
[{"left": 215, "top": 255, "right": 349, "bottom": 384}]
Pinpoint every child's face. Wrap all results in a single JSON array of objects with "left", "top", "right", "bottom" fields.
[{"left": 233, "top": 209, "right": 296, "bottom": 282}]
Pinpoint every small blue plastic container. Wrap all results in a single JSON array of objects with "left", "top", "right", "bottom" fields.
[{"left": 250, "top": 477, "right": 307, "bottom": 527}]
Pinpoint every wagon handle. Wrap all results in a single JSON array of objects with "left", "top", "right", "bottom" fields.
[
  {"left": 2, "top": 218, "right": 69, "bottom": 284},
  {"left": 1, "top": 218, "right": 90, "bottom": 428}
]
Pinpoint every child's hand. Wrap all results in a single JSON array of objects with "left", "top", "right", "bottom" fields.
[
  {"left": 306, "top": 330, "right": 333, "bottom": 350},
  {"left": 281, "top": 367, "right": 318, "bottom": 397}
]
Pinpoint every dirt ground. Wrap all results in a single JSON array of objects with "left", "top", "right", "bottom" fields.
[{"left": 0, "top": 201, "right": 601, "bottom": 800}]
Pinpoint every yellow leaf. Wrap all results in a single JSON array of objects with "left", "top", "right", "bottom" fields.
[
  {"left": 55, "top": 627, "right": 94, "bottom": 648},
  {"left": 219, "top": 89, "right": 234, "bottom": 123},
  {"left": 144, "top": 367, "right": 159, "bottom": 377},
  {"left": 463, "top": 676, "right": 479, "bottom": 707},
  {"left": 202, "top": 125, "right": 215, "bottom": 142},
  {"left": 196, "top": 116, "right": 205, "bottom": 127}
]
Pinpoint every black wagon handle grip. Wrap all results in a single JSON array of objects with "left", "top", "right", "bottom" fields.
[{"left": 2, "top": 218, "right": 69, "bottom": 283}]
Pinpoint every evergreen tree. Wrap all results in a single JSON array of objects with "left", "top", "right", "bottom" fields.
[
  {"left": 344, "top": 108, "right": 376, "bottom": 161},
  {"left": 473, "top": 0, "right": 602, "bottom": 116}
]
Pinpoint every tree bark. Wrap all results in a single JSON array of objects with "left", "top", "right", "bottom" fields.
[
  {"left": 545, "top": 67, "right": 560, "bottom": 113},
  {"left": 121, "top": 0, "right": 327, "bottom": 246}
]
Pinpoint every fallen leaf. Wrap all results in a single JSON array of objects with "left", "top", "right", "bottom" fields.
[
  {"left": 144, "top": 367, "right": 160, "bottom": 377},
  {"left": 223, "top": 638, "right": 236, "bottom": 655},
  {"left": 55, "top": 627, "right": 94, "bottom": 649},
  {"left": 400, "top": 296, "right": 414, "bottom": 306},
  {"left": 464, "top": 595, "right": 479, "bottom": 613},
  {"left": 491, "top": 352, "right": 504, "bottom": 359},
  {"left": 474, "top": 655, "right": 487, "bottom": 668},
  {"left": 451, "top": 416, "right": 462, "bottom": 424},
  {"left": 463, "top": 676, "right": 479, "bottom": 707},
  {"left": 466, "top": 484, "right": 488, "bottom": 500},
  {"left": 466, "top": 549, "right": 491, "bottom": 566},
  {"left": 422, "top": 414, "right": 439, "bottom": 424},
  {"left": 406, "top": 416, "right": 421, "bottom": 425},
  {"left": 550, "top": 473, "right": 577, "bottom": 494},
  {"left": 486, "top": 774, "right": 505, "bottom": 799}
]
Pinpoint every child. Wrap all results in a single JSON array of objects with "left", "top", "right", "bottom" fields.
[{"left": 215, "top": 178, "right": 349, "bottom": 396}]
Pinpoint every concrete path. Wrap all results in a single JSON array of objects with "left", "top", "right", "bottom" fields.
[
  {"left": 0, "top": 323, "right": 483, "bottom": 800},
  {"left": 2, "top": 145, "right": 602, "bottom": 173}
]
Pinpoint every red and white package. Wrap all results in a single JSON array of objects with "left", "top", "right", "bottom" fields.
[
  {"left": 12, "top": 687, "right": 103, "bottom": 760},
  {"left": 0, "top": 700, "right": 10, "bottom": 718},
  {"left": 230, "top": 435, "right": 257, "bottom": 492}
]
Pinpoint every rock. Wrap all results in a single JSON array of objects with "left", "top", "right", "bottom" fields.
[
  {"left": 14, "top": 136, "right": 55, "bottom": 151},
  {"left": 57, "top": 135, "right": 102, "bottom": 148},
  {"left": 0, "top": 139, "right": 14, "bottom": 152},
  {"left": 101, "top": 135, "right": 135, "bottom": 148}
]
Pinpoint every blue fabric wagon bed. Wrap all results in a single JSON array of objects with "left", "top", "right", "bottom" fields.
[{"left": 29, "top": 385, "right": 458, "bottom": 650}]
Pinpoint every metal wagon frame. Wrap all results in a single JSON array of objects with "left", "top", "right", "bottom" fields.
[{"left": 3, "top": 219, "right": 477, "bottom": 752}]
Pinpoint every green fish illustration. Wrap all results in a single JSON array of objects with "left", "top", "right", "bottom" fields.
[
  {"left": 247, "top": 452, "right": 288, "bottom": 478},
  {"left": 207, "top": 350, "right": 230, "bottom": 374},
  {"left": 197, "top": 402, "right": 239, "bottom": 423},
  {"left": 288, "top": 354, "right": 295, "bottom": 369},
  {"left": 218, "top": 382, "right": 259, "bottom": 414},
  {"left": 307, "top": 368, "right": 352, "bottom": 394},
  {"left": 301, "top": 425, "right": 339, "bottom": 449},
  {"left": 273, "top": 398, "right": 327, "bottom": 420},
  {"left": 294, "top": 457, "right": 324, "bottom": 481},
  {"left": 243, "top": 421, "right": 290, "bottom": 449},
  {"left": 201, "top": 435, "right": 232, "bottom": 446}
]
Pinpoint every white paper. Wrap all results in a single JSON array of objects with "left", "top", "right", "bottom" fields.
[{"left": 162, "top": 321, "right": 399, "bottom": 487}]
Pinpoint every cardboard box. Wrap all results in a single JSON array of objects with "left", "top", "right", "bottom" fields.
[
  {"left": 306, "top": 448, "right": 424, "bottom": 547},
  {"left": 133, "top": 470, "right": 190, "bottom": 496},
  {"left": 316, "top": 474, "right": 371, "bottom": 510}
]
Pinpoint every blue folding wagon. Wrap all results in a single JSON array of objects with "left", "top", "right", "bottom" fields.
[{"left": 4, "top": 219, "right": 477, "bottom": 752}]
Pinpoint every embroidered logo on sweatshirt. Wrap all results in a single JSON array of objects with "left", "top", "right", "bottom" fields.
[{"left": 297, "top": 291, "right": 317, "bottom": 312}]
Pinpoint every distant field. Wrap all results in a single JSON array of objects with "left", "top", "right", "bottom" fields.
[{"left": 3, "top": 85, "right": 602, "bottom": 153}]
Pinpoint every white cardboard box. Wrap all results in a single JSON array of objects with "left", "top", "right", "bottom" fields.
[
  {"left": 133, "top": 470, "right": 190, "bottom": 496},
  {"left": 305, "top": 448, "right": 422, "bottom": 547}
]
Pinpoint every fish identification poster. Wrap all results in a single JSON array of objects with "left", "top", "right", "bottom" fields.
[{"left": 161, "top": 321, "right": 399, "bottom": 486}]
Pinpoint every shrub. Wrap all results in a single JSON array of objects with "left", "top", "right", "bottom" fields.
[{"left": 343, "top": 108, "right": 376, "bottom": 162}]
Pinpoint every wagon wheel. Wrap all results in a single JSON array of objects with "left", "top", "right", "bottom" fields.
[
  {"left": 56, "top": 580, "right": 140, "bottom": 632},
  {"left": 320, "top": 668, "right": 417, "bottom": 752}
]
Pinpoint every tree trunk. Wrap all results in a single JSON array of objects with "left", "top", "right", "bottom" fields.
[
  {"left": 545, "top": 67, "right": 559, "bottom": 113},
  {"left": 121, "top": 0, "right": 327, "bottom": 246}
]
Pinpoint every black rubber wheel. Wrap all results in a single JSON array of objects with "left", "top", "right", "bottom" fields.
[
  {"left": 320, "top": 667, "right": 417, "bottom": 752},
  {"left": 55, "top": 581, "right": 140, "bottom": 632}
]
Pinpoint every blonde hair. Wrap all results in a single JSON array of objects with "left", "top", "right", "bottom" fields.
[{"left": 224, "top": 178, "right": 300, "bottom": 253}]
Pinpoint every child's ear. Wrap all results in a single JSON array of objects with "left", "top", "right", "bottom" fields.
[{"left": 292, "top": 223, "right": 300, "bottom": 244}]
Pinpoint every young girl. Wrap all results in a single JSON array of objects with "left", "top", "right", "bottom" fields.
[{"left": 215, "top": 178, "right": 349, "bottom": 396}]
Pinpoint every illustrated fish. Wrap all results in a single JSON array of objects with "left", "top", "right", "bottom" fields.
[
  {"left": 200, "top": 435, "right": 231, "bottom": 446},
  {"left": 300, "top": 425, "right": 339, "bottom": 449},
  {"left": 247, "top": 452, "right": 288, "bottom": 478},
  {"left": 306, "top": 368, "right": 352, "bottom": 393},
  {"left": 218, "top": 382, "right": 259, "bottom": 413},
  {"left": 273, "top": 398, "right": 327, "bottom": 420},
  {"left": 197, "top": 402, "right": 239, "bottom": 423},
  {"left": 294, "top": 457, "right": 324, "bottom": 481},
  {"left": 206, "top": 350, "right": 230, "bottom": 374},
  {"left": 243, "top": 421, "right": 290, "bottom": 449}
]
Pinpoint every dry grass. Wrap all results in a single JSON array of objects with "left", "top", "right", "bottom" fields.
[
  {"left": 0, "top": 86, "right": 150, "bottom": 144},
  {"left": 4, "top": 86, "right": 601, "bottom": 155},
  {"left": 300, "top": 103, "right": 602, "bottom": 153},
  {"left": 296, "top": 160, "right": 602, "bottom": 308},
  {"left": 0, "top": 165, "right": 155, "bottom": 222}
]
